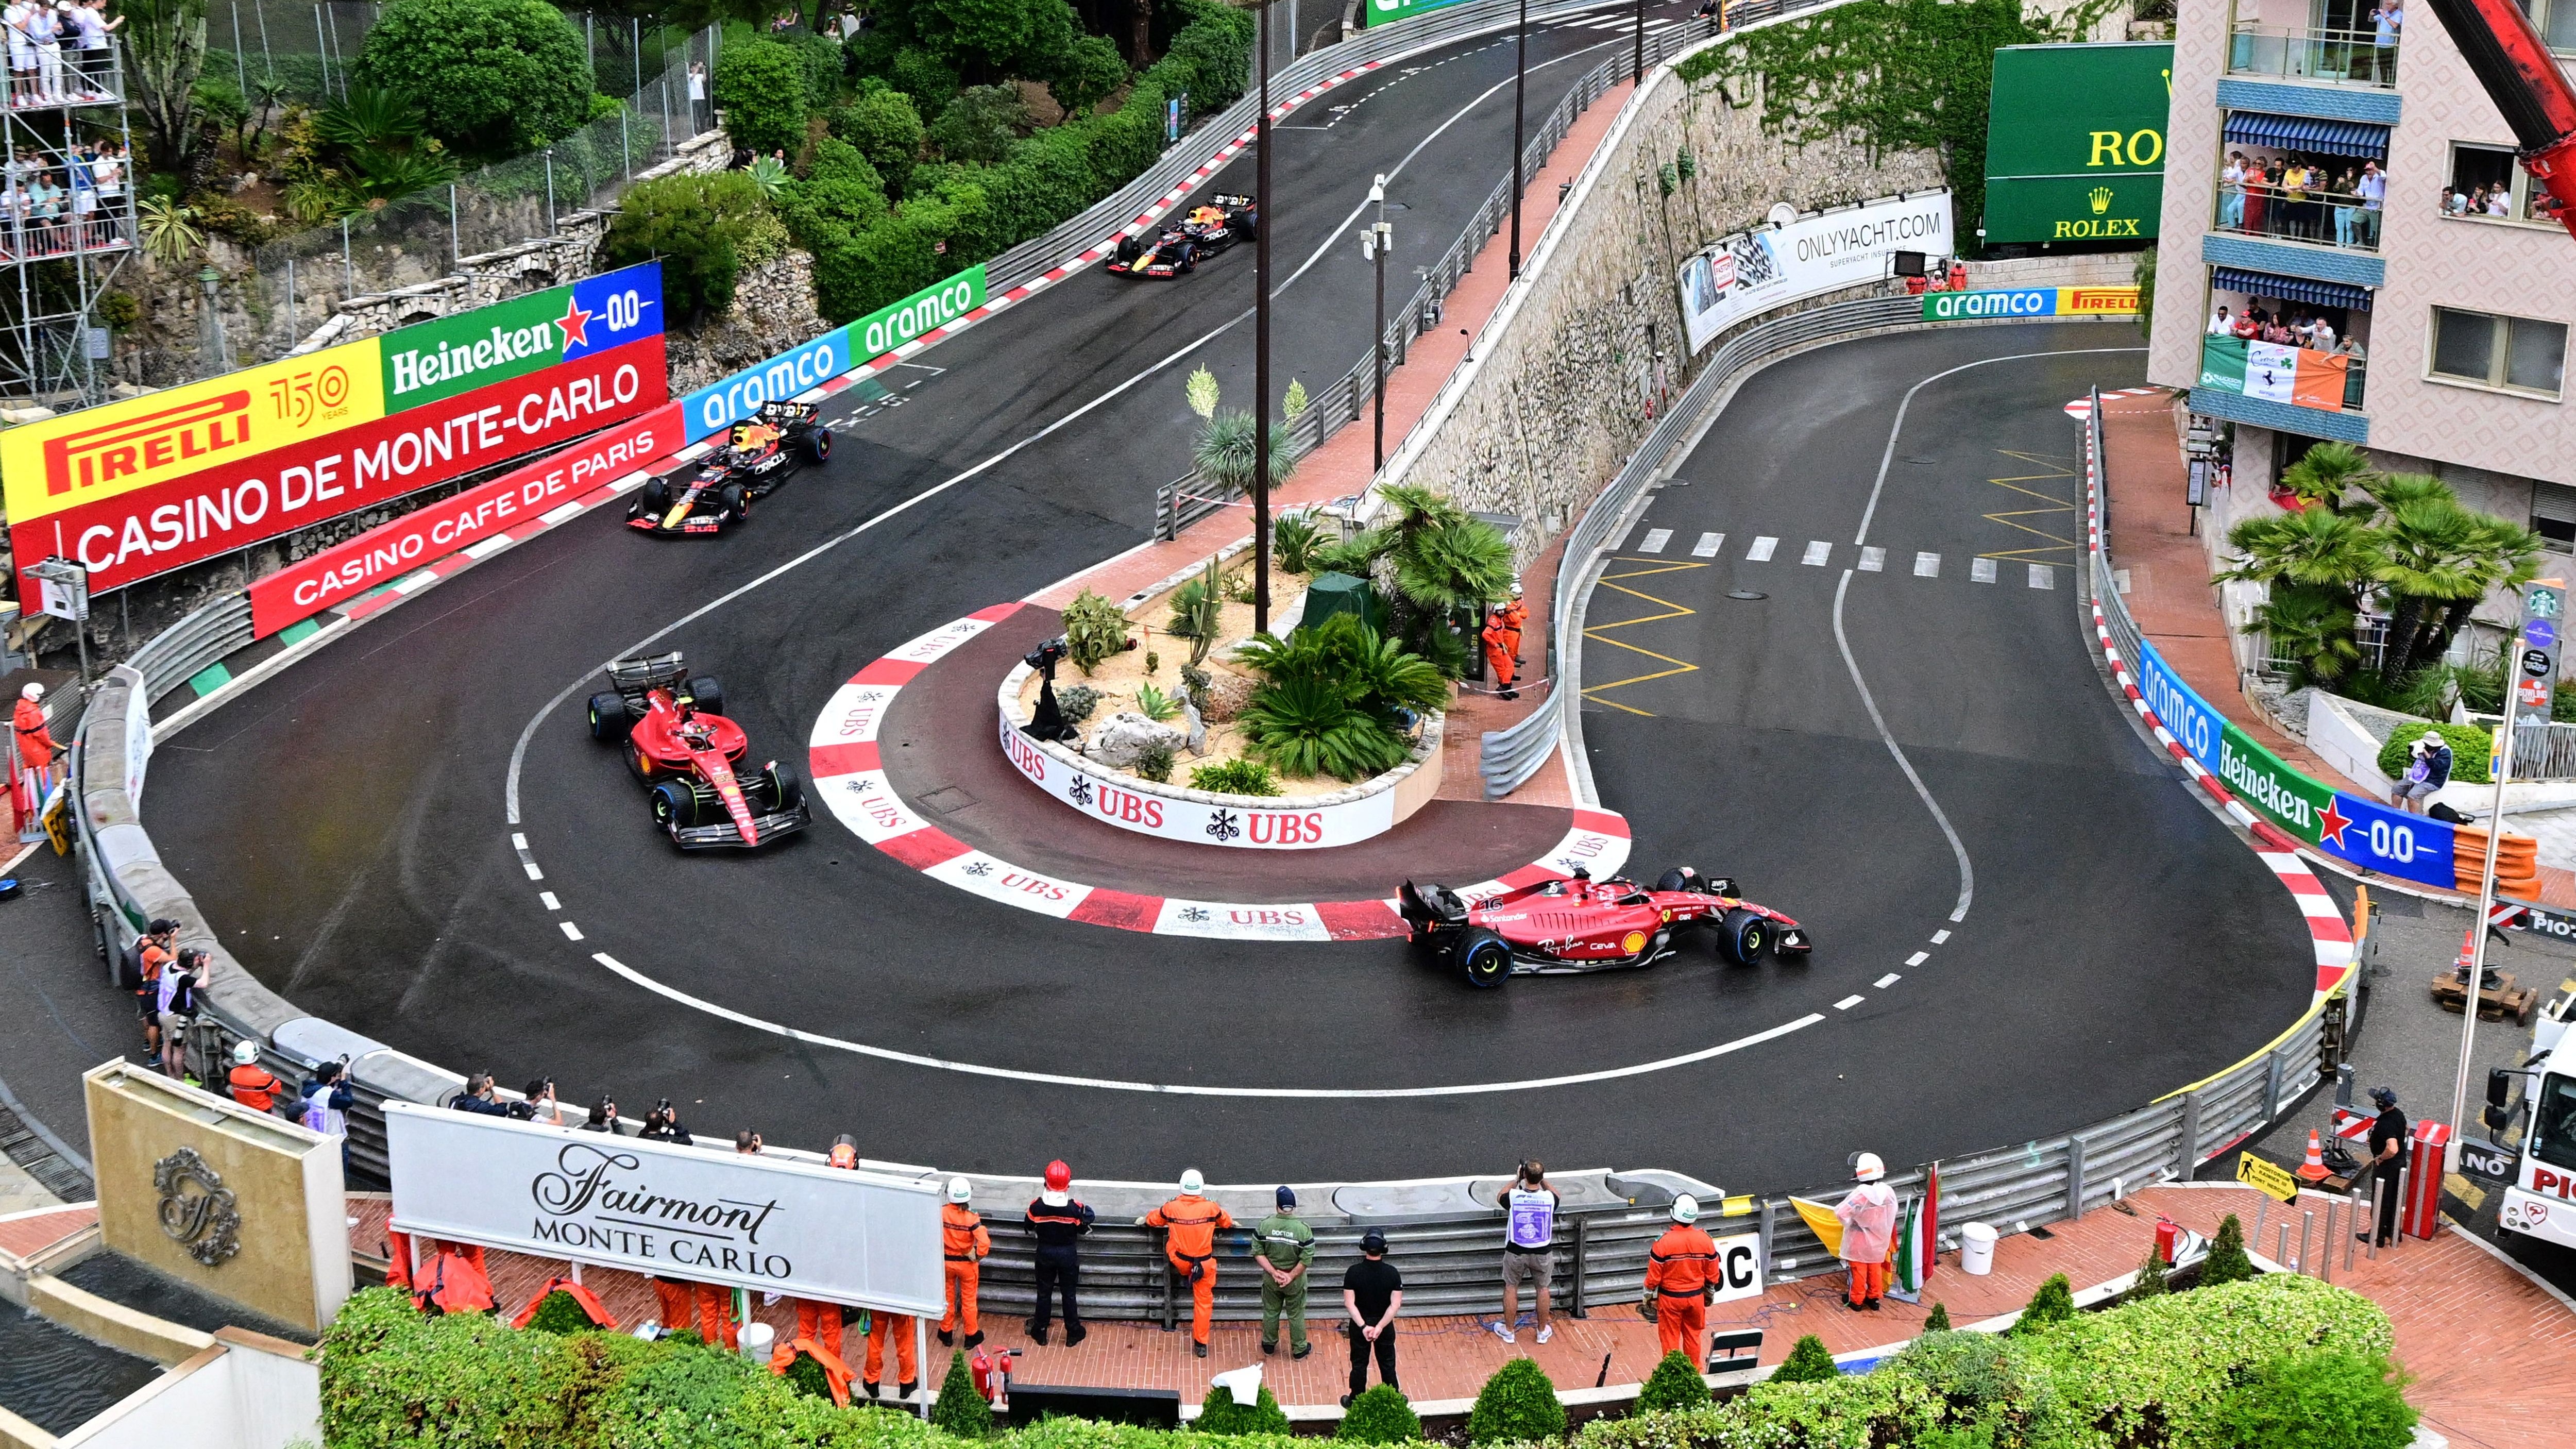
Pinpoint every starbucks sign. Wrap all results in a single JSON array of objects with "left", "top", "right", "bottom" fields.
[{"left": 1981, "top": 41, "right": 2172, "bottom": 246}]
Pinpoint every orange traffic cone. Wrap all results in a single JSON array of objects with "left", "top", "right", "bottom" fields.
[{"left": 2296, "top": 1128, "right": 2330, "bottom": 1182}]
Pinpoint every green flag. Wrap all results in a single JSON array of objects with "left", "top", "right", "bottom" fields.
[{"left": 2199, "top": 334, "right": 2249, "bottom": 393}]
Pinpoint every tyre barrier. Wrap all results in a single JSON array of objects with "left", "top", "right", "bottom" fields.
[{"left": 58, "top": 53, "right": 2349, "bottom": 1322}]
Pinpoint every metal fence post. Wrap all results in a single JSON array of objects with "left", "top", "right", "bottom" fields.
[
  {"left": 2264, "top": 1047, "right": 2285, "bottom": 1122},
  {"left": 284, "top": 257, "right": 294, "bottom": 355},
  {"left": 1568, "top": 1214, "right": 1588, "bottom": 1318},
  {"left": 2178, "top": 1091, "right": 2200, "bottom": 1174},
  {"left": 448, "top": 183, "right": 459, "bottom": 271},
  {"left": 230, "top": 2, "right": 247, "bottom": 98},
  {"left": 341, "top": 215, "right": 352, "bottom": 292},
  {"left": 2066, "top": 1132, "right": 2087, "bottom": 1221},
  {"left": 1756, "top": 1196, "right": 1773, "bottom": 1278},
  {"left": 621, "top": 108, "right": 633, "bottom": 179},
  {"left": 544, "top": 149, "right": 555, "bottom": 235}
]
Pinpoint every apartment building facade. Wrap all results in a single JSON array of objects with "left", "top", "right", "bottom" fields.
[{"left": 2149, "top": 0, "right": 2576, "bottom": 578}]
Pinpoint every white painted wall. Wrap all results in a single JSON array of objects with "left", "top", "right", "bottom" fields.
[{"left": 54, "top": 1338, "right": 319, "bottom": 1449}]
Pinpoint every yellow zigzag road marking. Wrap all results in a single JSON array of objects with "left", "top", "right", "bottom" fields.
[
  {"left": 1583, "top": 559, "right": 1707, "bottom": 718},
  {"left": 1978, "top": 449, "right": 2078, "bottom": 560}
]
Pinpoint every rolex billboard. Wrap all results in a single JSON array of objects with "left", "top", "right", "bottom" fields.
[{"left": 1982, "top": 41, "right": 2172, "bottom": 246}]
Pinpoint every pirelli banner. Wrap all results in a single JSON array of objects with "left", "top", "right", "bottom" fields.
[{"left": 3, "top": 262, "right": 666, "bottom": 601}]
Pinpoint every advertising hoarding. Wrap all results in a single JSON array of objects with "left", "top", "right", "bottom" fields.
[
  {"left": 18, "top": 335, "right": 666, "bottom": 599},
  {"left": 1982, "top": 42, "right": 2171, "bottom": 245},
  {"left": 1677, "top": 193, "right": 1955, "bottom": 353},
  {"left": 248, "top": 401, "right": 683, "bottom": 635},
  {"left": 384, "top": 1103, "right": 944, "bottom": 1311},
  {"left": 1363, "top": 0, "right": 1471, "bottom": 22},
  {"left": 378, "top": 263, "right": 664, "bottom": 411},
  {"left": 1920, "top": 287, "right": 2140, "bottom": 321},
  {"left": 681, "top": 266, "right": 986, "bottom": 443}
]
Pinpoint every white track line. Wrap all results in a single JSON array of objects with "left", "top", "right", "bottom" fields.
[
  {"left": 1747, "top": 535, "right": 1777, "bottom": 561},
  {"left": 1637, "top": 528, "right": 1672, "bottom": 553},
  {"left": 1691, "top": 531, "right": 1723, "bottom": 557}
]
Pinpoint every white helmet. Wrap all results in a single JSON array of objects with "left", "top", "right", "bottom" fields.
[
  {"left": 19, "top": 681, "right": 40, "bottom": 701},
  {"left": 946, "top": 1176, "right": 972, "bottom": 1204},
  {"left": 1180, "top": 1168, "right": 1205, "bottom": 1193},
  {"left": 1670, "top": 1193, "right": 1700, "bottom": 1224},
  {"left": 1854, "top": 1152, "right": 1886, "bottom": 1182},
  {"left": 231, "top": 1039, "right": 260, "bottom": 1066}
]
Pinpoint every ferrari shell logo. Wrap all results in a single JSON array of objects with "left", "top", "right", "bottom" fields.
[{"left": 1621, "top": 930, "right": 1648, "bottom": 955}]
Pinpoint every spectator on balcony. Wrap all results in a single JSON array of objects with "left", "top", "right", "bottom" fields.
[
  {"left": 2371, "top": 0, "right": 2401, "bottom": 82},
  {"left": 2488, "top": 186, "right": 2513, "bottom": 217},
  {"left": 2331, "top": 165, "right": 2358, "bottom": 246},
  {"left": 2358, "top": 160, "right": 2385, "bottom": 244},
  {"left": 2310, "top": 314, "right": 2337, "bottom": 351},
  {"left": 72, "top": 0, "right": 112, "bottom": 98},
  {"left": 2232, "top": 308, "right": 2258, "bottom": 340},
  {"left": 28, "top": 0, "right": 60, "bottom": 106},
  {"left": 4, "top": 2, "right": 30, "bottom": 108},
  {"left": 2209, "top": 305, "right": 2234, "bottom": 336},
  {"left": 2219, "top": 153, "right": 2246, "bottom": 229},
  {"left": 2243, "top": 159, "right": 2270, "bottom": 235}
]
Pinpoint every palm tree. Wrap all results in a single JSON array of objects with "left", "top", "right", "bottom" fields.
[
  {"left": 2216, "top": 507, "right": 2383, "bottom": 604},
  {"left": 2358, "top": 470, "right": 2454, "bottom": 520},
  {"left": 2416, "top": 516, "right": 2546, "bottom": 670},
  {"left": 2278, "top": 441, "right": 2376, "bottom": 513},
  {"left": 2252, "top": 585, "right": 2362, "bottom": 688},
  {"left": 2372, "top": 498, "right": 2485, "bottom": 688}
]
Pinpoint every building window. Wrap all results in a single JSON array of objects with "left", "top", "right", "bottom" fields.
[
  {"left": 2522, "top": 0, "right": 2576, "bottom": 54},
  {"left": 2446, "top": 142, "right": 2555, "bottom": 223},
  {"left": 2429, "top": 307, "right": 2569, "bottom": 397},
  {"left": 2536, "top": 482, "right": 2576, "bottom": 553}
]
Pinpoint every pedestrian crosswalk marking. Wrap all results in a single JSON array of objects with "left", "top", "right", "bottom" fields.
[
  {"left": 1747, "top": 536, "right": 1778, "bottom": 561},
  {"left": 1859, "top": 547, "right": 1885, "bottom": 572},
  {"left": 1913, "top": 552, "right": 1939, "bottom": 578},
  {"left": 1971, "top": 557, "right": 1997, "bottom": 584},
  {"left": 2029, "top": 564, "right": 2055, "bottom": 589},
  {"left": 1637, "top": 528, "right": 1672, "bottom": 553},
  {"left": 1801, "top": 540, "right": 1830, "bottom": 566},
  {"left": 1691, "top": 531, "right": 1724, "bottom": 557}
]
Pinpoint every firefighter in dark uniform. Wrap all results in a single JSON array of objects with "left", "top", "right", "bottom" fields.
[
  {"left": 2360, "top": 1086, "right": 2407, "bottom": 1247},
  {"left": 1025, "top": 1159, "right": 1094, "bottom": 1345}
]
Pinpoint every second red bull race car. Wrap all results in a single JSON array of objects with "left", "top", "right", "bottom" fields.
[
  {"left": 1107, "top": 194, "right": 1259, "bottom": 278},
  {"left": 586, "top": 652, "right": 809, "bottom": 849},
  {"left": 629, "top": 401, "right": 832, "bottom": 536},
  {"left": 1399, "top": 866, "right": 1810, "bottom": 988}
]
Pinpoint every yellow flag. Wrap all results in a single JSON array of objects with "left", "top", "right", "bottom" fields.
[{"left": 1791, "top": 1197, "right": 1845, "bottom": 1258}]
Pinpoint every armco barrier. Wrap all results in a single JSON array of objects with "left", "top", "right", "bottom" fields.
[{"left": 63, "top": 37, "right": 2347, "bottom": 1320}]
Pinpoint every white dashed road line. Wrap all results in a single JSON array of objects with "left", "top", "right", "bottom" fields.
[
  {"left": 1801, "top": 540, "right": 1830, "bottom": 566},
  {"left": 1913, "top": 551, "right": 1939, "bottom": 578},
  {"left": 561, "top": 922, "right": 585, "bottom": 941},
  {"left": 539, "top": 891, "right": 560, "bottom": 910},
  {"left": 1858, "top": 546, "right": 1884, "bottom": 572},
  {"left": 1931, "top": 930, "right": 1951, "bottom": 943},
  {"left": 1876, "top": 973, "right": 1902, "bottom": 988},
  {"left": 1906, "top": 951, "right": 1929, "bottom": 966},
  {"left": 1835, "top": 995, "right": 1867, "bottom": 1011},
  {"left": 1747, "top": 535, "right": 1778, "bottom": 561},
  {"left": 1691, "top": 531, "right": 1723, "bottom": 557}
]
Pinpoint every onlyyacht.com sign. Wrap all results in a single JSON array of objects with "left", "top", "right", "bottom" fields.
[{"left": 384, "top": 1104, "right": 943, "bottom": 1310}]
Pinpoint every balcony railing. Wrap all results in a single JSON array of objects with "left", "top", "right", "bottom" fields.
[
  {"left": 3, "top": 45, "right": 124, "bottom": 110},
  {"left": 2213, "top": 183, "right": 2384, "bottom": 250},
  {"left": 2228, "top": 22, "right": 2398, "bottom": 87}
]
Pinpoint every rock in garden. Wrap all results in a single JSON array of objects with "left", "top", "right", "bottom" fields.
[
  {"left": 1195, "top": 672, "right": 1256, "bottom": 723},
  {"left": 1083, "top": 712, "right": 1188, "bottom": 769}
]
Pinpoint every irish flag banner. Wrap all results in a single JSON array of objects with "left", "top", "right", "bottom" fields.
[
  {"left": 2198, "top": 335, "right": 2349, "bottom": 411},
  {"left": 1886, "top": 1164, "right": 1939, "bottom": 1302}
]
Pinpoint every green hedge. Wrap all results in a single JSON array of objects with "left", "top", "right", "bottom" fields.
[
  {"left": 2374, "top": 720, "right": 2493, "bottom": 787},
  {"left": 320, "top": 1275, "right": 2398, "bottom": 1449},
  {"left": 804, "top": 0, "right": 1251, "bottom": 324}
]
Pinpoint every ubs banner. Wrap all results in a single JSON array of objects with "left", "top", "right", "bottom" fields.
[
  {"left": 384, "top": 1103, "right": 944, "bottom": 1311},
  {"left": 1677, "top": 193, "right": 1954, "bottom": 354},
  {"left": 1982, "top": 41, "right": 2172, "bottom": 245}
]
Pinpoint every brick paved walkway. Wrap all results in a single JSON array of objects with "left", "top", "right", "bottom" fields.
[{"left": 347, "top": 1183, "right": 2572, "bottom": 1434}]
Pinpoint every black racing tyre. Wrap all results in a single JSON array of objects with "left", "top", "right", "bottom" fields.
[
  {"left": 1231, "top": 211, "right": 1257, "bottom": 240},
  {"left": 717, "top": 481, "right": 748, "bottom": 520},
  {"left": 1176, "top": 242, "right": 1197, "bottom": 274},
  {"left": 686, "top": 676, "right": 725, "bottom": 716},
  {"left": 753, "top": 764, "right": 805, "bottom": 813},
  {"left": 804, "top": 428, "right": 832, "bottom": 465},
  {"left": 1654, "top": 867, "right": 1711, "bottom": 894},
  {"left": 1718, "top": 907, "right": 1771, "bottom": 966},
  {"left": 650, "top": 780, "right": 696, "bottom": 833},
  {"left": 586, "top": 692, "right": 632, "bottom": 743},
  {"left": 641, "top": 474, "right": 672, "bottom": 508},
  {"left": 1115, "top": 235, "right": 1142, "bottom": 263},
  {"left": 1455, "top": 927, "right": 1513, "bottom": 989}
]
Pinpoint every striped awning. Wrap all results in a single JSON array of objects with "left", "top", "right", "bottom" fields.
[
  {"left": 2222, "top": 111, "right": 2391, "bottom": 159},
  {"left": 2213, "top": 266, "right": 2375, "bottom": 312}
]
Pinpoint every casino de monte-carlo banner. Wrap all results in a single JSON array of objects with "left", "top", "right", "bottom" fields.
[
  {"left": 2, "top": 263, "right": 664, "bottom": 601},
  {"left": 1677, "top": 192, "right": 1955, "bottom": 355}
]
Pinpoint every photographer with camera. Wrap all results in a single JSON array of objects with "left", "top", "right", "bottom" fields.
[
  {"left": 301, "top": 1058, "right": 355, "bottom": 1166},
  {"left": 450, "top": 1072, "right": 512, "bottom": 1117},
  {"left": 639, "top": 1098, "right": 693, "bottom": 1144},
  {"left": 515, "top": 1077, "right": 567, "bottom": 1126}
]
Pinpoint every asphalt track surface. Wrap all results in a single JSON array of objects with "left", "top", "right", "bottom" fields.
[{"left": 138, "top": 43, "right": 2312, "bottom": 1188}]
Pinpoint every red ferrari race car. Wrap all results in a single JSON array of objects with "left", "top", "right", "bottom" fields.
[
  {"left": 1106, "top": 194, "right": 1258, "bottom": 278},
  {"left": 586, "top": 652, "right": 810, "bottom": 849},
  {"left": 1398, "top": 866, "right": 1810, "bottom": 988},
  {"left": 628, "top": 401, "right": 831, "bottom": 536}
]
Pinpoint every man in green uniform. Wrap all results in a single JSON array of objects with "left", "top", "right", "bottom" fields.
[{"left": 1253, "top": 1186, "right": 1316, "bottom": 1357}]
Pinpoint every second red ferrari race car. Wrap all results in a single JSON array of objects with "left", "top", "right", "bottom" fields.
[
  {"left": 1107, "top": 194, "right": 1258, "bottom": 277},
  {"left": 629, "top": 401, "right": 831, "bottom": 536},
  {"left": 586, "top": 652, "right": 810, "bottom": 848},
  {"left": 1399, "top": 866, "right": 1810, "bottom": 987}
]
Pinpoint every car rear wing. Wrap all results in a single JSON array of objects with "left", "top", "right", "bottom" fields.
[
  {"left": 1212, "top": 193, "right": 1255, "bottom": 208},
  {"left": 607, "top": 652, "right": 690, "bottom": 700},
  {"left": 756, "top": 399, "right": 821, "bottom": 425}
]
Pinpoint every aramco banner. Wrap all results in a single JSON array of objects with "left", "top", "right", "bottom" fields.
[
  {"left": 1982, "top": 42, "right": 2172, "bottom": 245},
  {"left": 3, "top": 263, "right": 664, "bottom": 599},
  {"left": 681, "top": 266, "right": 985, "bottom": 443}
]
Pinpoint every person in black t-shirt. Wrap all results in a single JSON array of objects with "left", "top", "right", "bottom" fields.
[
  {"left": 1341, "top": 1229, "right": 1402, "bottom": 1407},
  {"left": 2359, "top": 1086, "right": 2407, "bottom": 1246}
]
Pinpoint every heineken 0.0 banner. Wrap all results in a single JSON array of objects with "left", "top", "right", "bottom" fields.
[
  {"left": 1982, "top": 42, "right": 2171, "bottom": 245},
  {"left": 2216, "top": 721, "right": 2333, "bottom": 845}
]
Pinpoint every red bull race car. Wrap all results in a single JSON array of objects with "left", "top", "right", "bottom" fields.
[
  {"left": 586, "top": 652, "right": 810, "bottom": 849},
  {"left": 1107, "top": 194, "right": 1258, "bottom": 278},
  {"left": 628, "top": 401, "right": 832, "bottom": 536},
  {"left": 1398, "top": 866, "right": 1810, "bottom": 988}
]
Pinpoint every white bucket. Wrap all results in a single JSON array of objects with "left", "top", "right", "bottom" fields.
[
  {"left": 739, "top": 1321, "right": 776, "bottom": 1362},
  {"left": 1959, "top": 1222, "right": 1998, "bottom": 1276}
]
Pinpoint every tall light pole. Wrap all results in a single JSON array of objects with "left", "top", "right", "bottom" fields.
[
  {"left": 1508, "top": 0, "right": 1528, "bottom": 277},
  {"left": 1633, "top": 0, "right": 1645, "bottom": 83},
  {"left": 1253, "top": 0, "right": 1275, "bottom": 634},
  {"left": 1364, "top": 174, "right": 1392, "bottom": 471}
]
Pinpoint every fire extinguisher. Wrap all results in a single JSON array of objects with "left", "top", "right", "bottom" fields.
[
  {"left": 2154, "top": 1216, "right": 2181, "bottom": 1266},
  {"left": 972, "top": 1345, "right": 1018, "bottom": 1406}
]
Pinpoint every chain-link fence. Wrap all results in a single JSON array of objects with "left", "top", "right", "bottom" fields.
[{"left": 235, "top": 19, "right": 717, "bottom": 360}]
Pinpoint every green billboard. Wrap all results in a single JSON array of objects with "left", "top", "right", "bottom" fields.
[
  {"left": 1361, "top": 0, "right": 1470, "bottom": 25},
  {"left": 2217, "top": 721, "right": 2333, "bottom": 845},
  {"left": 1982, "top": 41, "right": 2173, "bottom": 246}
]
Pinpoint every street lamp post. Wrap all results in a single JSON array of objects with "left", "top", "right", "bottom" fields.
[
  {"left": 1633, "top": 0, "right": 1645, "bottom": 82},
  {"left": 1364, "top": 174, "right": 1392, "bottom": 471},
  {"left": 1253, "top": 0, "right": 1275, "bottom": 634},
  {"left": 1509, "top": 0, "right": 1528, "bottom": 277}
]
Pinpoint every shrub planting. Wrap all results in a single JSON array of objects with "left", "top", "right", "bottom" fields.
[
  {"left": 1334, "top": 1385, "right": 1420, "bottom": 1444},
  {"left": 1635, "top": 1350, "right": 1711, "bottom": 1413},
  {"left": 1467, "top": 1357, "right": 1565, "bottom": 1446},
  {"left": 1196, "top": 1384, "right": 1291, "bottom": 1436},
  {"left": 1770, "top": 1334, "right": 1840, "bottom": 1384}
]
